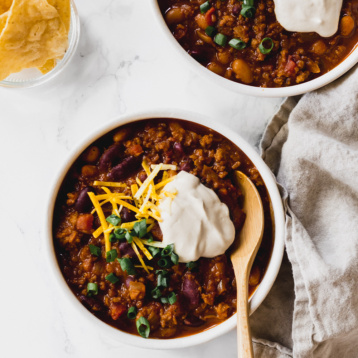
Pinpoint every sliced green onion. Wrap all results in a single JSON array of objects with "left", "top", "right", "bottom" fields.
[
  {"left": 114, "top": 228, "right": 126, "bottom": 240},
  {"left": 136, "top": 317, "right": 150, "bottom": 338},
  {"left": 243, "top": 0, "right": 254, "bottom": 5},
  {"left": 106, "top": 249, "right": 118, "bottom": 262},
  {"left": 158, "top": 258, "right": 171, "bottom": 268},
  {"left": 170, "top": 252, "right": 179, "bottom": 265},
  {"left": 186, "top": 261, "right": 198, "bottom": 270},
  {"left": 160, "top": 297, "right": 169, "bottom": 304},
  {"left": 127, "top": 306, "right": 137, "bottom": 320},
  {"left": 133, "top": 219, "right": 147, "bottom": 238},
  {"left": 168, "top": 292, "right": 177, "bottom": 305},
  {"left": 240, "top": 5, "right": 255, "bottom": 18},
  {"left": 109, "top": 233, "right": 117, "bottom": 243},
  {"left": 156, "top": 269, "right": 168, "bottom": 276},
  {"left": 147, "top": 246, "right": 160, "bottom": 257},
  {"left": 151, "top": 287, "right": 162, "bottom": 299},
  {"left": 214, "top": 33, "right": 227, "bottom": 47},
  {"left": 205, "top": 25, "right": 216, "bottom": 37},
  {"left": 157, "top": 273, "right": 169, "bottom": 288},
  {"left": 161, "top": 244, "right": 174, "bottom": 257},
  {"left": 106, "top": 214, "right": 121, "bottom": 226},
  {"left": 87, "top": 282, "right": 98, "bottom": 296},
  {"left": 125, "top": 231, "right": 134, "bottom": 244},
  {"left": 229, "top": 38, "right": 246, "bottom": 50},
  {"left": 200, "top": 1, "right": 211, "bottom": 13},
  {"left": 89, "top": 244, "right": 101, "bottom": 257},
  {"left": 105, "top": 273, "right": 119, "bottom": 284},
  {"left": 259, "top": 37, "right": 274, "bottom": 54},
  {"left": 146, "top": 233, "right": 154, "bottom": 243},
  {"left": 117, "top": 257, "right": 136, "bottom": 275}
]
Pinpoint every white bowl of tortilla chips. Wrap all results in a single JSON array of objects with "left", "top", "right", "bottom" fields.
[{"left": 0, "top": 0, "right": 80, "bottom": 88}]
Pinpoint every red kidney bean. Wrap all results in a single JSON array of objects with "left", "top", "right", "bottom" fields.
[
  {"left": 121, "top": 207, "right": 136, "bottom": 222},
  {"left": 108, "top": 156, "right": 141, "bottom": 181},
  {"left": 179, "top": 158, "right": 192, "bottom": 172},
  {"left": 99, "top": 144, "right": 122, "bottom": 171},
  {"left": 125, "top": 276, "right": 135, "bottom": 287},
  {"left": 173, "top": 142, "right": 185, "bottom": 156},
  {"left": 232, "top": 4, "right": 240, "bottom": 16},
  {"left": 74, "top": 187, "right": 94, "bottom": 213},
  {"left": 183, "top": 315, "right": 205, "bottom": 327},
  {"left": 182, "top": 273, "right": 200, "bottom": 306},
  {"left": 119, "top": 242, "right": 136, "bottom": 258}
]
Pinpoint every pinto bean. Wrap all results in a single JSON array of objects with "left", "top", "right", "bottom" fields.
[
  {"left": 165, "top": 7, "right": 186, "bottom": 25},
  {"left": 207, "top": 62, "right": 226, "bottom": 76},
  {"left": 81, "top": 165, "right": 98, "bottom": 178},
  {"left": 195, "top": 13, "right": 209, "bottom": 30},
  {"left": 232, "top": 59, "right": 253, "bottom": 84},
  {"left": 108, "top": 156, "right": 141, "bottom": 181},
  {"left": 82, "top": 146, "right": 100, "bottom": 163},
  {"left": 113, "top": 128, "right": 130, "bottom": 143},
  {"left": 340, "top": 15, "right": 355, "bottom": 36},
  {"left": 99, "top": 144, "right": 122, "bottom": 171},
  {"left": 182, "top": 273, "right": 200, "bottom": 306},
  {"left": 197, "top": 29, "right": 214, "bottom": 44},
  {"left": 310, "top": 40, "right": 327, "bottom": 55},
  {"left": 74, "top": 187, "right": 94, "bottom": 213}
]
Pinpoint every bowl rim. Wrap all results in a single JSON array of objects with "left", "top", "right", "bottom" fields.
[
  {"left": 149, "top": 0, "right": 358, "bottom": 98},
  {"left": 45, "top": 109, "right": 285, "bottom": 350},
  {"left": 0, "top": 0, "right": 80, "bottom": 89}
]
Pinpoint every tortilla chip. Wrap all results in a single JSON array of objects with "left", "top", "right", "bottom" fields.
[
  {"left": 37, "top": 0, "right": 70, "bottom": 74},
  {"left": 0, "top": 11, "right": 8, "bottom": 35},
  {"left": 0, "top": 0, "right": 12, "bottom": 15},
  {"left": 0, "top": 0, "right": 68, "bottom": 81}
]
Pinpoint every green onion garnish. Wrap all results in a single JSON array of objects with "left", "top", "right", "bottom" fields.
[
  {"left": 147, "top": 246, "right": 160, "bottom": 257},
  {"left": 136, "top": 316, "right": 150, "bottom": 338},
  {"left": 109, "top": 233, "right": 117, "bottom": 243},
  {"left": 205, "top": 26, "right": 216, "bottom": 37},
  {"left": 157, "top": 273, "right": 169, "bottom": 288},
  {"left": 117, "top": 257, "right": 136, "bottom": 275},
  {"left": 229, "top": 38, "right": 246, "bottom": 50},
  {"left": 151, "top": 287, "right": 162, "bottom": 299},
  {"left": 200, "top": 1, "right": 211, "bottom": 13},
  {"left": 133, "top": 219, "right": 147, "bottom": 238},
  {"left": 114, "top": 228, "right": 126, "bottom": 240},
  {"left": 106, "top": 249, "right": 118, "bottom": 262},
  {"left": 87, "top": 282, "right": 98, "bottom": 296},
  {"left": 158, "top": 258, "right": 170, "bottom": 268},
  {"left": 214, "top": 33, "right": 227, "bottom": 47},
  {"left": 106, "top": 214, "right": 121, "bottom": 226},
  {"left": 160, "top": 297, "right": 169, "bottom": 304},
  {"left": 125, "top": 231, "right": 134, "bottom": 244},
  {"left": 170, "top": 252, "right": 179, "bottom": 265},
  {"left": 168, "top": 292, "right": 177, "bottom": 305},
  {"left": 258, "top": 37, "right": 274, "bottom": 54},
  {"left": 105, "top": 273, "right": 119, "bottom": 284},
  {"left": 89, "top": 244, "right": 101, "bottom": 257},
  {"left": 186, "top": 261, "right": 198, "bottom": 270},
  {"left": 127, "top": 306, "right": 137, "bottom": 320},
  {"left": 146, "top": 233, "right": 154, "bottom": 243},
  {"left": 241, "top": 0, "right": 255, "bottom": 18},
  {"left": 161, "top": 244, "right": 174, "bottom": 257}
]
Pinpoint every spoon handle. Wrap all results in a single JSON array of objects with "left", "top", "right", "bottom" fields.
[{"left": 236, "top": 264, "right": 254, "bottom": 358}]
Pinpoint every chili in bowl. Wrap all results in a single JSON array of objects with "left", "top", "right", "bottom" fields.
[
  {"left": 46, "top": 110, "right": 285, "bottom": 349},
  {"left": 151, "top": 0, "right": 358, "bottom": 97}
]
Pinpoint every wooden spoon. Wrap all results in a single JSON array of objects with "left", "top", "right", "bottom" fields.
[{"left": 230, "top": 171, "right": 265, "bottom": 358}]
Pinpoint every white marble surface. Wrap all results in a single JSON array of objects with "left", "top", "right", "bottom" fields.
[{"left": 0, "top": 1, "right": 284, "bottom": 357}]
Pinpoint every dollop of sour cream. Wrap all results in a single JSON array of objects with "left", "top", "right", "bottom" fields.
[
  {"left": 274, "top": 0, "right": 343, "bottom": 37},
  {"left": 158, "top": 171, "right": 235, "bottom": 263}
]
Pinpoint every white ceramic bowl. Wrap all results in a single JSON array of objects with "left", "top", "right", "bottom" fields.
[
  {"left": 46, "top": 109, "right": 285, "bottom": 349},
  {"left": 150, "top": 0, "right": 358, "bottom": 97}
]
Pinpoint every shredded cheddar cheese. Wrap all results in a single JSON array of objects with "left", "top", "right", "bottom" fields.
[{"left": 88, "top": 162, "right": 177, "bottom": 269}]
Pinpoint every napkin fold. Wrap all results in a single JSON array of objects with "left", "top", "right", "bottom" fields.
[{"left": 250, "top": 65, "right": 358, "bottom": 358}]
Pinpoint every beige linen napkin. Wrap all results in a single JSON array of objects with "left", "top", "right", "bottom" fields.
[{"left": 249, "top": 65, "right": 358, "bottom": 358}]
